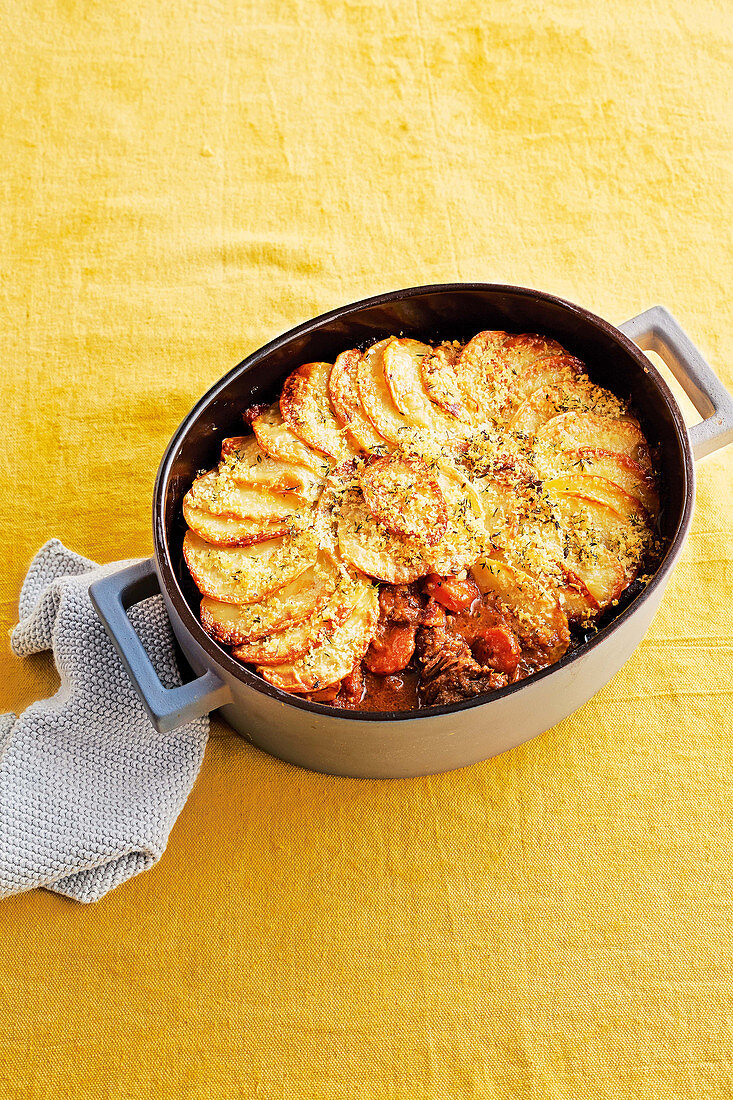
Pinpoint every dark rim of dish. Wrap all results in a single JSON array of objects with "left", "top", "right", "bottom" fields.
[{"left": 153, "top": 282, "right": 695, "bottom": 722}]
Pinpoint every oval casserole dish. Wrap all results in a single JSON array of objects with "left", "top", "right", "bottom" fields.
[{"left": 90, "top": 284, "right": 733, "bottom": 778}]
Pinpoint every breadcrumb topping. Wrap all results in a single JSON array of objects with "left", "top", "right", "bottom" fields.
[{"left": 184, "top": 329, "right": 661, "bottom": 695}]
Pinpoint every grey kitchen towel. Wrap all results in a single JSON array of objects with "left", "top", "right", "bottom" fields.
[{"left": 0, "top": 539, "right": 209, "bottom": 903}]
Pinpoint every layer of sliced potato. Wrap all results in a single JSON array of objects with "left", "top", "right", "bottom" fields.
[
  {"left": 549, "top": 492, "right": 638, "bottom": 605},
  {"left": 252, "top": 404, "right": 330, "bottom": 474},
  {"left": 544, "top": 474, "right": 650, "bottom": 524},
  {"left": 534, "top": 446, "right": 659, "bottom": 516},
  {"left": 357, "top": 339, "right": 415, "bottom": 445},
  {"left": 339, "top": 461, "right": 486, "bottom": 584},
  {"left": 183, "top": 529, "right": 318, "bottom": 604},
  {"left": 509, "top": 353, "right": 585, "bottom": 405},
  {"left": 420, "top": 341, "right": 472, "bottom": 421},
  {"left": 510, "top": 378, "right": 628, "bottom": 435},
  {"left": 233, "top": 573, "right": 369, "bottom": 665},
  {"left": 185, "top": 328, "right": 660, "bottom": 686},
  {"left": 551, "top": 489, "right": 645, "bottom": 555},
  {"left": 220, "top": 435, "right": 322, "bottom": 498},
  {"left": 555, "top": 573, "right": 600, "bottom": 620},
  {"left": 184, "top": 469, "right": 299, "bottom": 521},
  {"left": 491, "top": 497, "right": 629, "bottom": 616},
  {"left": 470, "top": 556, "right": 569, "bottom": 654},
  {"left": 182, "top": 501, "right": 288, "bottom": 547},
  {"left": 427, "top": 468, "right": 487, "bottom": 576},
  {"left": 280, "top": 360, "right": 356, "bottom": 461},
  {"left": 497, "top": 332, "right": 565, "bottom": 378},
  {"left": 328, "top": 348, "right": 386, "bottom": 452},
  {"left": 337, "top": 489, "right": 426, "bottom": 583},
  {"left": 258, "top": 584, "right": 379, "bottom": 693},
  {"left": 383, "top": 337, "right": 466, "bottom": 441},
  {"left": 199, "top": 555, "right": 340, "bottom": 644},
  {"left": 454, "top": 330, "right": 513, "bottom": 420},
  {"left": 562, "top": 548, "right": 627, "bottom": 610},
  {"left": 473, "top": 476, "right": 525, "bottom": 543},
  {"left": 537, "top": 411, "right": 652, "bottom": 470},
  {"left": 359, "top": 453, "right": 448, "bottom": 547}
]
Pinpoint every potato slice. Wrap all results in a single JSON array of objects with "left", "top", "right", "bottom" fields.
[
  {"left": 491, "top": 499, "right": 620, "bottom": 618},
  {"left": 259, "top": 584, "right": 380, "bottom": 693},
  {"left": 543, "top": 474, "right": 650, "bottom": 524},
  {"left": 549, "top": 492, "right": 639, "bottom": 605},
  {"left": 426, "top": 468, "right": 491, "bottom": 576},
  {"left": 497, "top": 332, "right": 565, "bottom": 376},
  {"left": 470, "top": 557, "right": 569, "bottom": 653},
  {"left": 454, "top": 330, "right": 514, "bottom": 420},
  {"left": 337, "top": 489, "right": 426, "bottom": 584},
  {"left": 534, "top": 447, "right": 659, "bottom": 516},
  {"left": 556, "top": 574, "right": 599, "bottom": 620},
  {"left": 510, "top": 378, "right": 628, "bottom": 435},
  {"left": 220, "top": 435, "right": 322, "bottom": 498},
  {"left": 328, "top": 348, "right": 386, "bottom": 452},
  {"left": 472, "top": 475, "right": 524, "bottom": 541},
  {"left": 220, "top": 435, "right": 252, "bottom": 458},
  {"left": 357, "top": 338, "right": 415, "bottom": 444},
  {"left": 502, "top": 516, "right": 623, "bottom": 616},
  {"left": 183, "top": 528, "right": 318, "bottom": 604},
  {"left": 562, "top": 548, "right": 627, "bottom": 609},
  {"left": 508, "top": 353, "right": 585, "bottom": 404},
  {"left": 536, "top": 411, "right": 652, "bottom": 470},
  {"left": 252, "top": 404, "right": 330, "bottom": 474},
  {"left": 359, "top": 453, "right": 448, "bottom": 547},
  {"left": 233, "top": 573, "right": 369, "bottom": 665},
  {"left": 280, "top": 360, "right": 357, "bottom": 461},
  {"left": 182, "top": 502, "right": 288, "bottom": 547},
  {"left": 338, "top": 462, "right": 485, "bottom": 584},
  {"left": 420, "top": 341, "right": 473, "bottom": 421},
  {"left": 199, "top": 555, "right": 340, "bottom": 644},
  {"left": 382, "top": 337, "right": 467, "bottom": 441},
  {"left": 452, "top": 332, "right": 574, "bottom": 420},
  {"left": 184, "top": 469, "right": 299, "bottom": 520}
]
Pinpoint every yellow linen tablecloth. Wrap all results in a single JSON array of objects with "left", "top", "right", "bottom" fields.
[{"left": 1, "top": 1, "right": 731, "bottom": 1096}]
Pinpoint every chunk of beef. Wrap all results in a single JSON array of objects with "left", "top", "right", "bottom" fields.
[
  {"left": 415, "top": 602, "right": 507, "bottom": 707},
  {"left": 377, "top": 584, "right": 424, "bottom": 625},
  {"left": 419, "top": 596, "right": 448, "bottom": 628}
]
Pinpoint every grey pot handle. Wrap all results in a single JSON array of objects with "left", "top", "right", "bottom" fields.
[
  {"left": 619, "top": 306, "right": 733, "bottom": 461},
  {"left": 90, "top": 558, "right": 231, "bottom": 734}
]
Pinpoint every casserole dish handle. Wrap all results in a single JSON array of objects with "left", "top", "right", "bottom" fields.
[
  {"left": 90, "top": 559, "right": 232, "bottom": 734},
  {"left": 619, "top": 306, "right": 733, "bottom": 460}
]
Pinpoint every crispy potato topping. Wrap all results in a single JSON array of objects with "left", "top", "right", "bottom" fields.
[
  {"left": 359, "top": 454, "right": 448, "bottom": 547},
  {"left": 183, "top": 328, "right": 661, "bottom": 705}
]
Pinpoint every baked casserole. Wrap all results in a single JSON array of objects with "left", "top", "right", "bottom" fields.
[{"left": 182, "top": 331, "right": 660, "bottom": 711}]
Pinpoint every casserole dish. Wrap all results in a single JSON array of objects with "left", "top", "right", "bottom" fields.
[{"left": 90, "top": 285, "right": 733, "bottom": 778}]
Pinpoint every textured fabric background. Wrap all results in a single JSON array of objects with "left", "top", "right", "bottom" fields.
[{"left": 1, "top": 1, "right": 731, "bottom": 1097}]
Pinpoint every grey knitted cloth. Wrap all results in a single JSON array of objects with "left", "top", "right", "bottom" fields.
[{"left": 0, "top": 540, "right": 209, "bottom": 903}]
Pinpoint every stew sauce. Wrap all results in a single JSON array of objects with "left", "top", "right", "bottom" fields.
[{"left": 306, "top": 575, "right": 566, "bottom": 712}]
